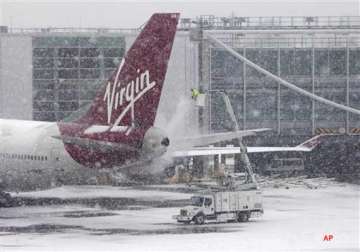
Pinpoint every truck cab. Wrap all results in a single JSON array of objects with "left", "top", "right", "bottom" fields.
[
  {"left": 176, "top": 195, "right": 214, "bottom": 224},
  {"left": 192, "top": 195, "right": 214, "bottom": 216}
]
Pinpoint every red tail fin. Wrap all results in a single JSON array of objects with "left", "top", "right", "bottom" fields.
[{"left": 77, "top": 13, "right": 179, "bottom": 132}]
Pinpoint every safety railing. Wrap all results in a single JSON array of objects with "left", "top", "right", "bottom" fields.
[
  {"left": 180, "top": 16, "right": 360, "bottom": 30},
  {"left": 207, "top": 32, "right": 360, "bottom": 48}
]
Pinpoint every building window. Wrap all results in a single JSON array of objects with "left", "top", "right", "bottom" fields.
[
  {"left": 349, "top": 49, "right": 360, "bottom": 75},
  {"left": 329, "top": 49, "right": 346, "bottom": 75}
]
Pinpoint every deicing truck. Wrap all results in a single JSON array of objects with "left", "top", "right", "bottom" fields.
[{"left": 174, "top": 189, "right": 263, "bottom": 224}]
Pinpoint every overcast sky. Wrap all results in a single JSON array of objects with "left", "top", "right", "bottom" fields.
[{"left": 0, "top": 0, "right": 359, "bottom": 28}]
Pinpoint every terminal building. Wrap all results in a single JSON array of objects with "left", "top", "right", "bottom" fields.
[
  {"left": 0, "top": 16, "right": 359, "bottom": 180},
  {"left": 185, "top": 16, "right": 360, "bottom": 136}
]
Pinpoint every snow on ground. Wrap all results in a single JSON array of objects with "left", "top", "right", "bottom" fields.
[
  {"left": 10, "top": 185, "right": 190, "bottom": 201},
  {"left": 0, "top": 177, "right": 359, "bottom": 252}
]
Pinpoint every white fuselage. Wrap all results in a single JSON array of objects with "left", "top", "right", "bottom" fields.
[{"left": 0, "top": 119, "right": 95, "bottom": 191}]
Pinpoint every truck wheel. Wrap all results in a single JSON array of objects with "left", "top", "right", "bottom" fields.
[
  {"left": 194, "top": 213, "right": 205, "bottom": 225},
  {"left": 237, "top": 212, "right": 249, "bottom": 222}
]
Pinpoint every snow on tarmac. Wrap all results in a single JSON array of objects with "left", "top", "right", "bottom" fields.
[
  {"left": 11, "top": 185, "right": 190, "bottom": 200},
  {"left": 0, "top": 178, "right": 359, "bottom": 252}
]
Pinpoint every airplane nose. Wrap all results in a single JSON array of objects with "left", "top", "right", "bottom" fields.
[{"left": 161, "top": 137, "right": 170, "bottom": 147}]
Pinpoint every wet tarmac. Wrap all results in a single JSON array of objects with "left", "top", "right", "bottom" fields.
[
  {"left": 0, "top": 185, "right": 242, "bottom": 238},
  {"left": 0, "top": 180, "right": 358, "bottom": 252},
  {"left": 10, "top": 196, "right": 189, "bottom": 210}
]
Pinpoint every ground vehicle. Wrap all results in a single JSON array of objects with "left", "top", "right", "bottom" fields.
[{"left": 174, "top": 189, "right": 263, "bottom": 224}]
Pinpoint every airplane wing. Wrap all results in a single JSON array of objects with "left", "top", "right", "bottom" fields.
[
  {"left": 173, "top": 135, "right": 322, "bottom": 157},
  {"left": 174, "top": 128, "right": 271, "bottom": 148}
]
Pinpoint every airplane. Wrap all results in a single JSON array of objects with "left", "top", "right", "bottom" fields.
[
  {"left": 0, "top": 13, "right": 268, "bottom": 195},
  {"left": 173, "top": 134, "right": 322, "bottom": 157},
  {"left": 0, "top": 13, "right": 322, "bottom": 206}
]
